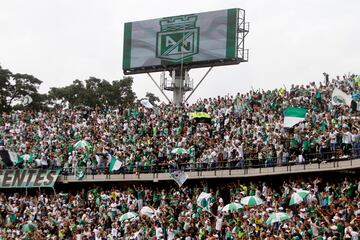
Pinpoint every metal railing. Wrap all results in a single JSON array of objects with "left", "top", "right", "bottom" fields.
[{"left": 59, "top": 149, "right": 360, "bottom": 177}]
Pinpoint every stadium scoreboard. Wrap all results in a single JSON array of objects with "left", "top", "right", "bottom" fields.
[{"left": 123, "top": 8, "right": 248, "bottom": 74}]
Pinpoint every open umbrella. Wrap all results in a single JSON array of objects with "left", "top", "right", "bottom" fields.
[
  {"left": 289, "top": 192, "right": 304, "bottom": 205},
  {"left": 240, "top": 196, "right": 264, "bottom": 206},
  {"left": 119, "top": 212, "right": 138, "bottom": 222},
  {"left": 74, "top": 140, "right": 92, "bottom": 149},
  {"left": 189, "top": 112, "right": 212, "bottom": 124},
  {"left": 266, "top": 212, "right": 291, "bottom": 225},
  {"left": 171, "top": 148, "right": 187, "bottom": 155},
  {"left": 140, "top": 206, "right": 156, "bottom": 218},
  {"left": 22, "top": 222, "right": 37, "bottom": 233},
  {"left": 222, "top": 202, "right": 243, "bottom": 212}
]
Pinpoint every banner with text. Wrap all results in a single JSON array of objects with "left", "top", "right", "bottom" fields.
[{"left": 0, "top": 169, "right": 61, "bottom": 188}]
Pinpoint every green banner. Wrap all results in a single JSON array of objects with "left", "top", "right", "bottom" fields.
[{"left": 0, "top": 169, "right": 61, "bottom": 188}]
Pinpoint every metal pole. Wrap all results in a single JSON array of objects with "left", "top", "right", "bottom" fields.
[
  {"left": 185, "top": 67, "right": 213, "bottom": 103},
  {"left": 146, "top": 73, "right": 172, "bottom": 104},
  {"left": 173, "top": 69, "right": 185, "bottom": 105}
]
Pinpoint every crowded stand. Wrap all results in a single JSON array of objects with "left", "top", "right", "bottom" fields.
[
  {"left": 0, "top": 74, "right": 359, "bottom": 174},
  {"left": 0, "top": 176, "right": 359, "bottom": 239},
  {"left": 0, "top": 73, "right": 359, "bottom": 239}
]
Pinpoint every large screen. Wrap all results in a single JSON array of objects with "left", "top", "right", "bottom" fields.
[{"left": 123, "top": 9, "right": 239, "bottom": 74}]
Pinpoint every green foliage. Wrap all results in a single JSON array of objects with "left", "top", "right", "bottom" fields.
[
  {"left": 0, "top": 64, "right": 138, "bottom": 112},
  {"left": 48, "top": 76, "right": 136, "bottom": 109},
  {"left": 0, "top": 65, "right": 43, "bottom": 112}
]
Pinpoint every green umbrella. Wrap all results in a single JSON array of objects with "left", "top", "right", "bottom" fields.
[
  {"left": 171, "top": 148, "right": 187, "bottom": 155},
  {"left": 190, "top": 112, "right": 211, "bottom": 119},
  {"left": 289, "top": 192, "right": 304, "bottom": 205},
  {"left": 74, "top": 140, "right": 92, "bottom": 149},
  {"left": 22, "top": 222, "right": 37, "bottom": 232},
  {"left": 222, "top": 202, "right": 243, "bottom": 212},
  {"left": 240, "top": 196, "right": 264, "bottom": 206},
  {"left": 189, "top": 112, "right": 212, "bottom": 124},
  {"left": 266, "top": 212, "right": 291, "bottom": 225},
  {"left": 119, "top": 212, "right": 138, "bottom": 222}
]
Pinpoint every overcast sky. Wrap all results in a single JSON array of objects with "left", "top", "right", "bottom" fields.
[{"left": 0, "top": 0, "right": 359, "bottom": 103}]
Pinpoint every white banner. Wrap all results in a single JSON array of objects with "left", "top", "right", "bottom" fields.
[{"left": 332, "top": 88, "right": 352, "bottom": 106}]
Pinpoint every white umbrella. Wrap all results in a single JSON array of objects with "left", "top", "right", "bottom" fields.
[
  {"left": 240, "top": 196, "right": 264, "bottom": 206},
  {"left": 222, "top": 202, "right": 243, "bottom": 212},
  {"left": 74, "top": 140, "right": 92, "bottom": 149},
  {"left": 266, "top": 212, "right": 291, "bottom": 225}
]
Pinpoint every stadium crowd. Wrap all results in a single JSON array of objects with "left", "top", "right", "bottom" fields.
[
  {"left": 0, "top": 73, "right": 359, "bottom": 173},
  {"left": 0, "top": 176, "right": 359, "bottom": 239}
]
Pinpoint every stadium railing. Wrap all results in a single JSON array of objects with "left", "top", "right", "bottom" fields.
[{"left": 59, "top": 149, "right": 360, "bottom": 177}]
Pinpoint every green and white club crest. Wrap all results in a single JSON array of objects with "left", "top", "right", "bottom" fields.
[
  {"left": 156, "top": 14, "right": 199, "bottom": 62},
  {"left": 333, "top": 96, "right": 345, "bottom": 104}
]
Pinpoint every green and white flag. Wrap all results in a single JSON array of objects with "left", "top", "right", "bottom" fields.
[
  {"left": 75, "top": 166, "right": 86, "bottom": 180},
  {"left": 109, "top": 155, "right": 122, "bottom": 172},
  {"left": 197, "top": 192, "right": 212, "bottom": 212},
  {"left": 289, "top": 192, "right": 304, "bottom": 205},
  {"left": 18, "top": 154, "right": 35, "bottom": 163},
  {"left": 170, "top": 170, "right": 188, "bottom": 187},
  {"left": 187, "top": 146, "right": 195, "bottom": 156},
  {"left": 331, "top": 87, "right": 352, "bottom": 106},
  {"left": 9, "top": 151, "right": 20, "bottom": 165},
  {"left": 119, "top": 212, "right": 138, "bottom": 222},
  {"left": 0, "top": 150, "right": 20, "bottom": 166},
  {"left": 283, "top": 107, "right": 307, "bottom": 128}
]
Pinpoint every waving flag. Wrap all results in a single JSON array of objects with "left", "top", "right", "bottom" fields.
[
  {"left": 75, "top": 166, "right": 86, "bottom": 180},
  {"left": 283, "top": 107, "right": 307, "bottom": 128},
  {"left": 332, "top": 88, "right": 352, "bottom": 106},
  {"left": 109, "top": 155, "right": 122, "bottom": 172},
  {"left": 170, "top": 170, "right": 188, "bottom": 187},
  {"left": 140, "top": 99, "right": 154, "bottom": 109},
  {"left": 18, "top": 154, "right": 35, "bottom": 164},
  {"left": 0, "top": 150, "right": 20, "bottom": 166},
  {"left": 197, "top": 192, "right": 212, "bottom": 212}
]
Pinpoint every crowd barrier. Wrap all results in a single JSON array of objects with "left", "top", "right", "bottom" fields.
[{"left": 59, "top": 149, "right": 360, "bottom": 177}]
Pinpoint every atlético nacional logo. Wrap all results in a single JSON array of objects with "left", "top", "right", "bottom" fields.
[{"left": 156, "top": 14, "right": 199, "bottom": 62}]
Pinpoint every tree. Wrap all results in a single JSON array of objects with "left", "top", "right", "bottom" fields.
[
  {"left": 145, "top": 92, "right": 160, "bottom": 105},
  {"left": 0, "top": 65, "right": 43, "bottom": 113},
  {"left": 48, "top": 76, "right": 136, "bottom": 109}
]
